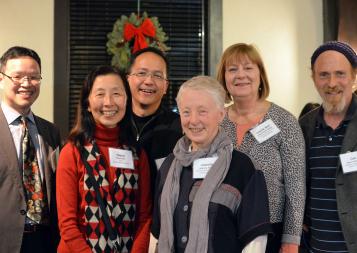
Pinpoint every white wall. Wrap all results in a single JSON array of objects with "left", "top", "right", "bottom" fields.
[
  {"left": 0, "top": 0, "right": 54, "bottom": 121},
  {"left": 222, "top": 0, "right": 323, "bottom": 116}
]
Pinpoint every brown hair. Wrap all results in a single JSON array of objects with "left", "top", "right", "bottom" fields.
[{"left": 216, "top": 43, "right": 270, "bottom": 103}]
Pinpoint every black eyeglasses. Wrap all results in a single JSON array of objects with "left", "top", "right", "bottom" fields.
[{"left": 1, "top": 72, "right": 42, "bottom": 85}]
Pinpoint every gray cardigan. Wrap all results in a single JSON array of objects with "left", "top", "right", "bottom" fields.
[
  {"left": 299, "top": 95, "right": 357, "bottom": 253},
  {"left": 221, "top": 103, "right": 305, "bottom": 245}
]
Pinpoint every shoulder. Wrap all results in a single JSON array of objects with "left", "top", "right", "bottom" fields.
[
  {"left": 57, "top": 143, "right": 82, "bottom": 179},
  {"left": 0, "top": 108, "right": 8, "bottom": 126},
  {"left": 221, "top": 111, "right": 234, "bottom": 127},
  {"left": 158, "top": 153, "right": 175, "bottom": 175},
  {"left": 269, "top": 103, "right": 303, "bottom": 136},
  {"left": 161, "top": 107, "right": 180, "bottom": 118},
  {"left": 299, "top": 107, "right": 319, "bottom": 127},
  {"left": 152, "top": 107, "right": 182, "bottom": 135},
  {"left": 0, "top": 106, "right": 5, "bottom": 121},
  {"left": 349, "top": 110, "right": 357, "bottom": 127},
  {"left": 33, "top": 115, "right": 60, "bottom": 136},
  {"left": 59, "top": 142, "right": 77, "bottom": 158},
  {"left": 156, "top": 153, "right": 175, "bottom": 184},
  {"left": 158, "top": 107, "right": 181, "bottom": 125},
  {"left": 34, "top": 115, "right": 58, "bottom": 129},
  {"left": 34, "top": 115, "right": 61, "bottom": 146},
  {"left": 57, "top": 142, "right": 80, "bottom": 170},
  {"left": 269, "top": 103, "right": 298, "bottom": 124},
  {"left": 220, "top": 111, "right": 236, "bottom": 141}
]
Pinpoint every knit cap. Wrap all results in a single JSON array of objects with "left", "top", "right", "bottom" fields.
[{"left": 311, "top": 41, "right": 357, "bottom": 68}]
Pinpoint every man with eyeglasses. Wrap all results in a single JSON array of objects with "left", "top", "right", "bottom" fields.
[
  {"left": 0, "top": 46, "right": 61, "bottom": 253},
  {"left": 126, "top": 47, "right": 182, "bottom": 197}
]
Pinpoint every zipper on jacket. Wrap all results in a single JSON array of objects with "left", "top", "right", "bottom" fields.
[{"left": 132, "top": 113, "right": 159, "bottom": 141}]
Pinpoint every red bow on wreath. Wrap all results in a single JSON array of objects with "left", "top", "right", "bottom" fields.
[{"left": 124, "top": 18, "right": 156, "bottom": 53}]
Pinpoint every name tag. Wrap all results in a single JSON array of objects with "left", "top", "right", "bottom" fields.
[
  {"left": 339, "top": 151, "right": 357, "bottom": 174},
  {"left": 155, "top": 157, "right": 166, "bottom": 170},
  {"left": 193, "top": 157, "right": 218, "bottom": 179},
  {"left": 250, "top": 119, "right": 280, "bottom": 143},
  {"left": 109, "top": 148, "right": 134, "bottom": 169}
]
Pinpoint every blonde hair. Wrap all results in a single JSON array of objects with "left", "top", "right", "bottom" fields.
[{"left": 216, "top": 43, "right": 270, "bottom": 103}]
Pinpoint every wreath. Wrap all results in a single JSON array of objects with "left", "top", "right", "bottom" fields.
[{"left": 107, "top": 12, "right": 170, "bottom": 71}]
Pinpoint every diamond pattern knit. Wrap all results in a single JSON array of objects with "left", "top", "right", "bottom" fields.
[{"left": 83, "top": 143, "right": 139, "bottom": 253}]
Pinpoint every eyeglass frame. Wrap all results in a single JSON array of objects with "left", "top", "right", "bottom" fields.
[
  {"left": 128, "top": 71, "right": 168, "bottom": 82},
  {"left": 0, "top": 71, "right": 42, "bottom": 85}
]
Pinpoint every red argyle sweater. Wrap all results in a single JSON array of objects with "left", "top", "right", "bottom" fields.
[{"left": 57, "top": 124, "right": 152, "bottom": 253}]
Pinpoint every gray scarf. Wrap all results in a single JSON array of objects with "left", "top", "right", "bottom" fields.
[{"left": 158, "top": 128, "right": 233, "bottom": 253}]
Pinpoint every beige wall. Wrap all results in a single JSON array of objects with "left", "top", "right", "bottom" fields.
[
  {"left": 0, "top": 0, "right": 323, "bottom": 120},
  {"left": 222, "top": 0, "right": 323, "bottom": 116},
  {"left": 0, "top": 0, "right": 54, "bottom": 121}
]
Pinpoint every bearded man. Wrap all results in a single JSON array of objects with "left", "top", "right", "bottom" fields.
[{"left": 299, "top": 41, "right": 357, "bottom": 253}]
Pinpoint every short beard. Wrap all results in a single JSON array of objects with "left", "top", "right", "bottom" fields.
[{"left": 322, "top": 97, "right": 346, "bottom": 114}]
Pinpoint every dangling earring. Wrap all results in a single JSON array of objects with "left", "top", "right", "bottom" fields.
[{"left": 259, "top": 79, "right": 263, "bottom": 92}]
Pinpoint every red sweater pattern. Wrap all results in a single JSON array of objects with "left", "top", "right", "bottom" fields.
[{"left": 56, "top": 125, "right": 152, "bottom": 253}]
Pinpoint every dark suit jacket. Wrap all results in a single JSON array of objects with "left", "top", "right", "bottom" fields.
[
  {"left": 0, "top": 107, "right": 61, "bottom": 253},
  {"left": 299, "top": 95, "right": 357, "bottom": 253}
]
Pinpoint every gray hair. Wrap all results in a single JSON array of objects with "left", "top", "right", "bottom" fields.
[{"left": 176, "top": 75, "right": 226, "bottom": 109}]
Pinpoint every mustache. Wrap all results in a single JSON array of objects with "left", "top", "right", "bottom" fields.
[{"left": 323, "top": 87, "right": 342, "bottom": 93}]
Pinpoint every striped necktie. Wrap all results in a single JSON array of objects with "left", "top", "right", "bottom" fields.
[{"left": 21, "top": 116, "right": 45, "bottom": 223}]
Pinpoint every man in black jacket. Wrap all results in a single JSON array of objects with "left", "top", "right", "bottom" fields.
[{"left": 126, "top": 47, "right": 182, "bottom": 195}]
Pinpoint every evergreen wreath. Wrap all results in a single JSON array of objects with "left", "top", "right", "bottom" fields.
[{"left": 107, "top": 12, "right": 170, "bottom": 71}]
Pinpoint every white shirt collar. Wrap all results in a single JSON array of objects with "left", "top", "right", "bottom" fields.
[{"left": 1, "top": 101, "right": 35, "bottom": 125}]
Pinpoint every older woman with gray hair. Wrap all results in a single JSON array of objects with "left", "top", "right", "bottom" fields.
[{"left": 150, "top": 76, "right": 272, "bottom": 253}]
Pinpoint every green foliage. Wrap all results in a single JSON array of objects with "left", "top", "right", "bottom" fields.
[{"left": 107, "top": 12, "right": 170, "bottom": 71}]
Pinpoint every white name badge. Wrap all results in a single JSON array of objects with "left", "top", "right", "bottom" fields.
[
  {"left": 339, "top": 151, "right": 357, "bottom": 174},
  {"left": 250, "top": 119, "right": 280, "bottom": 144},
  {"left": 193, "top": 157, "right": 218, "bottom": 179},
  {"left": 109, "top": 148, "right": 134, "bottom": 169},
  {"left": 155, "top": 157, "right": 166, "bottom": 170}
]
